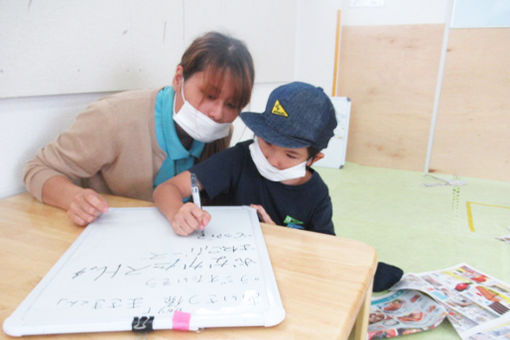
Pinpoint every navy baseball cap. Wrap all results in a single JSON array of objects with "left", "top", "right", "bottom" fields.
[{"left": 240, "top": 82, "right": 337, "bottom": 150}]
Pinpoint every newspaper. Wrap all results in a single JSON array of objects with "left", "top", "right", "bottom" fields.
[
  {"left": 463, "top": 313, "right": 510, "bottom": 339},
  {"left": 368, "top": 290, "right": 447, "bottom": 339},
  {"left": 390, "top": 263, "right": 510, "bottom": 339}
]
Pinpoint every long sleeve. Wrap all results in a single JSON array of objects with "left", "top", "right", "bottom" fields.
[{"left": 23, "top": 99, "right": 118, "bottom": 201}]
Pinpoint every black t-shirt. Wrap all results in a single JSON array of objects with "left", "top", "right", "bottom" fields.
[{"left": 190, "top": 140, "right": 335, "bottom": 235}]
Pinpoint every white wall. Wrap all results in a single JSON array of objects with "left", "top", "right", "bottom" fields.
[
  {"left": 451, "top": 0, "right": 510, "bottom": 28},
  {"left": 0, "top": 92, "right": 107, "bottom": 197},
  {"left": 340, "top": 0, "right": 448, "bottom": 25},
  {"left": 0, "top": 0, "right": 299, "bottom": 98},
  {"left": 0, "top": 1, "right": 184, "bottom": 98},
  {"left": 0, "top": 0, "right": 459, "bottom": 198},
  {"left": 0, "top": 0, "right": 340, "bottom": 198}
]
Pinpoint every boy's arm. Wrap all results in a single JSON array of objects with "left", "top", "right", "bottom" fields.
[
  {"left": 250, "top": 204, "right": 276, "bottom": 225},
  {"left": 153, "top": 171, "right": 211, "bottom": 236},
  {"left": 310, "top": 196, "right": 335, "bottom": 236}
]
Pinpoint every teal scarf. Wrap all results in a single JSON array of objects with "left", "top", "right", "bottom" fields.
[{"left": 153, "top": 87, "right": 205, "bottom": 187}]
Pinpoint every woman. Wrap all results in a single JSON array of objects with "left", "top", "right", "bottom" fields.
[{"left": 23, "top": 31, "right": 255, "bottom": 226}]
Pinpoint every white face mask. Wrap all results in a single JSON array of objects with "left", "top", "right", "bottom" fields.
[
  {"left": 249, "top": 137, "right": 307, "bottom": 182},
  {"left": 173, "top": 82, "right": 231, "bottom": 143}
]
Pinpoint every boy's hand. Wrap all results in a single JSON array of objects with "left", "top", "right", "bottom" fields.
[
  {"left": 67, "top": 188, "right": 109, "bottom": 226},
  {"left": 250, "top": 204, "right": 276, "bottom": 225},
  {"left": 171, "top": 202, "right": 211, "bottom": 236}
]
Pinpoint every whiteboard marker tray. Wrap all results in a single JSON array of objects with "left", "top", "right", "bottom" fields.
[{"left": 3, "top": 206, "right": 285, "bottom": 336}]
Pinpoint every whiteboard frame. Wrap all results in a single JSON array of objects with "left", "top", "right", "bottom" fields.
[
  {"left": 314, "top": 96, "right": 351, "bottom": 169},
  {"left": 3, "top": 206, "right": 285, "bottom": 336}
]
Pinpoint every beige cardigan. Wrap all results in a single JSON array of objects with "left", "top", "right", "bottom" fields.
[{"left": 24, "top": 89, "right": 166, "bottom": 202}]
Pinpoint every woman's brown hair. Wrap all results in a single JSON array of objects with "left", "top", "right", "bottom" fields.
[
  {"left": 181, "top": 32, "right": 255, "bottom": 161},
  {"left": 180, "top": 31, "right": 254, "bottom": 111}
]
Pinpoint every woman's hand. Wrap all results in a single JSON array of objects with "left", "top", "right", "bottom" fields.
[
  {"left": 67, "top": 188, "right": 109, "bottom": 226},
  {"left": 170, "top": 202, "right": 211, "bottom": 236},
  {"left": 41, "top": 175, "right": 109, "bottom": 226},
  {"left": 250, "top": 204, "right": 276, "bottom": 225}
]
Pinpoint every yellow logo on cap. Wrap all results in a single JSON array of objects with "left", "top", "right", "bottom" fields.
[{"left": 271, "top": 100, "right": 288, "bottom": 117}]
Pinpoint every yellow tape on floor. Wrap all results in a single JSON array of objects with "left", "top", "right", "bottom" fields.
[{"left": 466, "top": 201, "right": 510, "bottom": 232}]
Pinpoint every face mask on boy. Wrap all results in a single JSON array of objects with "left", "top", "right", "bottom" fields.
[
  {"left": 249, "top": 137, "right": 307, "bottom": 182},
  {"left": 173, "top": 82, "right": 231, "bottom": 143}
]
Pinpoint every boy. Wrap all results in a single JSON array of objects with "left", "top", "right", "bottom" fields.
[{"left": 154, "top": 81, "right": 337, "bottom": 236}]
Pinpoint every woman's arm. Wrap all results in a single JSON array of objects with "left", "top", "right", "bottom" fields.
[
  {"left": 24, "top": 99, "right": 118, "bottom": 226},
  {"left": 42, "top": 175, "right": 108, "bottom": 226},
  {"left": 153, "top": 171, "right": 210, "bottom": 236}
]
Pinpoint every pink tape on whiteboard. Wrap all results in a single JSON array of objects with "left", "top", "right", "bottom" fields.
[{"left": 172, "top": 311, "right": 191, "bottom": 331}]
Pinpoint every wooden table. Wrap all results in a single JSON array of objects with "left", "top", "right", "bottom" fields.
[{"left": 0, "top": 193, "right": 376, "bottom": 340}]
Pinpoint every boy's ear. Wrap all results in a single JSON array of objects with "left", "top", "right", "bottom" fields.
[{"left": 307, "top": 152, "right": 324, "bottom": 166}]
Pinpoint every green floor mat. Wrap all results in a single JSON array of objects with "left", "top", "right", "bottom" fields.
[{"left": 315, "top": 162, "right": 510, "bottom": 339}]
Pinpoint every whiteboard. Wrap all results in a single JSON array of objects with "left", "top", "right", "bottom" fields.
[
  {"left": 314, "top": 97, "right": 351, "bottom": 169},
  {"left": 3, "top": 207, "right": 285, "bottom": 336}
]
